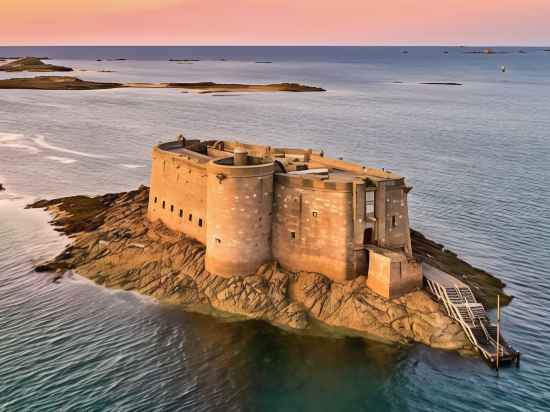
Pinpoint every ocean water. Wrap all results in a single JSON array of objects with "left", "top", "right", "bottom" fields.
[{"left": 1, "top": 46, "right": 549, "bottom": 411}]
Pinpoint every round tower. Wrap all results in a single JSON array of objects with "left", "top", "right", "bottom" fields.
[{"left": 205, "top": 154, "right": 274, "bottom": 278}]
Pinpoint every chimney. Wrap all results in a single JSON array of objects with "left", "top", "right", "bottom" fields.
[{"left": 234, "top": 147, "right": 248, "bottom": 166}]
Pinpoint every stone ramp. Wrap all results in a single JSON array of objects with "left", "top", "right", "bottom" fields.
[
  {"left": 423, "top": 264, "right": 467, "bottom": 288},
  {"left": 424, "top": 264, "right": 520, "bottom": 367}
]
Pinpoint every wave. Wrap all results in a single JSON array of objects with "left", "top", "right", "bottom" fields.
[
  {"left": 120, "top": 164, "right": 145, "bottom": 169},
  {"left": 0, "top": 133, "right": 24, "bottom": 143},
  {"left": 66, "top": 271, "right": 159, "bottom": 305},
  {"left": 0, "top": 132, "right": 41, "bottom": 154},
  {"left": 46, "top": 156, "right": 77, "bottom": 164},
  {"left": 33, "top": 135, "right": 109, "bottom": 159}
]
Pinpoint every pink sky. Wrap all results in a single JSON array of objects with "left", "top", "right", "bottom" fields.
[{"left": 2, "top": 0, "right": 549, "bottom": 45}]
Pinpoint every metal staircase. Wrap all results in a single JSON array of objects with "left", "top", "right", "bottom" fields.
[{"left": 424, "top": 264, "right": 519, "bottom": 367}]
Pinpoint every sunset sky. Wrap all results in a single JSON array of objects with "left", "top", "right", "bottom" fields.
[{"left": 2, "top": 0, "right": 549, "bottom": 45}]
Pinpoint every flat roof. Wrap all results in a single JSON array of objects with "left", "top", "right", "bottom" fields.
[{"left": 157, "top": 139, "right": 404, "bottom": 183}]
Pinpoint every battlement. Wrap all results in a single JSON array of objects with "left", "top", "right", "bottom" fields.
[{"left": 147, "top": 137, "right": 423, "bottom": 298}]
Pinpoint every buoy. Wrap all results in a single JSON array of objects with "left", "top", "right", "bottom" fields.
[{"left": 501, "top": 65, "right": 506, "bottom": 73}]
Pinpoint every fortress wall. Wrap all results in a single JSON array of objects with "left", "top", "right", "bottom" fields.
[
  {"left": 216, "top": 141, "right": 317, "bottom": 159},
  {"left": 205, "top": 161, "right": 274, "bottom": 277},
  {"left": 366, "top": 246, "right": 423, "bottom": 298},
  {"left": 375, "top": 180, "right": 412, "bottom": 254},
  {"left": 310, "top": 154, "right": 402, "bottom": 180},
  {"left": 147, "top": 146, "right": 208, "bottom": 243},
  {"left": 221, "top": 141, "right": 272, "bottom": 157},
  {"left": 272, "top": 175, "right": 355, "bottom": 282},
  {"left": 207, "top": 147, "right": 231, "bottom": 158}
]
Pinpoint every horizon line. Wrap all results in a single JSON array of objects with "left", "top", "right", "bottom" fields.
[{"left": 1, "top": 43, "right": 549, "bottom": 48}]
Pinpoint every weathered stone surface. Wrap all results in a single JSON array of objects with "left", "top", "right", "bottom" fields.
[{"left": 28, "top": 186, "right": 477, "bottom": 354}]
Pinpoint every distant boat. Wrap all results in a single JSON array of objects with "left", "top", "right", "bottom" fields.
[
  {"left": 484, "top": 48, "right": 495, "bottom": 54},
  {"left": 402, "top": 50, "right": 409, "bottom": 54},
  {"left": 501, "top": 65, "right": 506, "bottom": 73}
]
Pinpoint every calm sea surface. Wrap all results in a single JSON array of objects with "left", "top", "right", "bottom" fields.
[{"left": 1, "top": 46, "right": 549, "bottom": 411}]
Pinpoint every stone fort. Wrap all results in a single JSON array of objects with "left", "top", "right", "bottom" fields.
[{"left": 147, "top": 137, "right": 423, "bottom": 298}]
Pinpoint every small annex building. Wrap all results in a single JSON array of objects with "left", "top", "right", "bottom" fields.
[{"left": 147, "top": 137, "right": 423, "bottom": 299}]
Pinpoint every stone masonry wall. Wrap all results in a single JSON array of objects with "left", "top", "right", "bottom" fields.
[
  {"left": 205, "top": 162, "right": 274, "bottom": 277},
  {"left": 272, "top": 180, "right": 355, "bottom": 282},
  {"left": 147, "top": 147, "right": 208, "bottom": 243}
]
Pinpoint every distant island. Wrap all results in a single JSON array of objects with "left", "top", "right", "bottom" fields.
[
  {"left": 0, "top": 58, "right": 325, "bottom": 93},
  {"left": 169, "top": 58, "right": 200, "bottom": 62},
  {"left": 0, "top": 76, "right": 326, "bottom": 93},
  {"left": 0, "top": 76, "right": 122, "bottom": 90},
  {"left": 0, "top": 57, "right": 72, "bottom": 72},
  {"left": 421, "top": 82, "right": 463, "bottom": 86}
]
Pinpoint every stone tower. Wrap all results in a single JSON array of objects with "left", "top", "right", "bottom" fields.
[{"left": 204, "top": 149, "right": 275, "bottom": 278}]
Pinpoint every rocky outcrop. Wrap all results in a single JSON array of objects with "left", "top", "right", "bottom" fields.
[
  {"left": 29, "top": 186, "right": 497, "bottom": 354},
  {"left": 0, "top": 57, "right": 73, "bottom": 72}
]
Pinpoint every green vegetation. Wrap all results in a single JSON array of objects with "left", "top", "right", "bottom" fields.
[{"left": 411, "top": 229, "right": 511, "bottom": 308}]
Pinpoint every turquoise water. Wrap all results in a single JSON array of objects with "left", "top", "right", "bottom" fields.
[{"left": 1, "top": 47, "right": 549, "bottom": 411}]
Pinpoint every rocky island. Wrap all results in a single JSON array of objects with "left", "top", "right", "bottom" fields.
[
  {"left": 0, "top": 76, "right": 325, "bottom": 93},
  {"left": 29, "top": 186, "right": 474, "bottom": 352},
  {"left": 0, "top": 76, "right": 123, "bottom": 90},
  {"left": 156, "top": 81, "right": 325, "bottom": 93},
  {"left": 29, "top": 138, "right": 512, "bottom": 359},
  {"left": 420, "top": 82, "right": 463, "bottom": 86},
  {"left": 0, "top": 57, "right": 73, "bottom": 72}
]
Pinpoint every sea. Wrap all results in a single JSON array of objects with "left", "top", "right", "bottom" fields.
[{"left": 0, "top": 46, "right": 549, "bottom": 411}]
